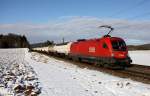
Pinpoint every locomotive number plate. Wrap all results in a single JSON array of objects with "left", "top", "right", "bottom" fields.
[{"left": 89, "top": 47, "right": 95, "bottom": 53}]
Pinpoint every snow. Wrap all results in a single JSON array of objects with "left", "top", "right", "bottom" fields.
[
  {"left": 0, "top": 48, "right": 150, "bottom": 96},
  {"left": 129, "top": 50, "right": 150, "bottom": 66},
  {"left": 0, "top": 49, "right": 41, "bottom": 96}
]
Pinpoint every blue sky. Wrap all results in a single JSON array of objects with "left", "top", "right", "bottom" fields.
[
  {"left": 0, "top": 0, "right": 150, "bottom": 23},
  {"left": 0, "top": 0, "right": 150, "bottom": 44}
]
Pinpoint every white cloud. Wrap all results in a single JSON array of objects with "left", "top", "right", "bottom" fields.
[{"left": 0, "top": 16, "right": 150, "bottom": 45}]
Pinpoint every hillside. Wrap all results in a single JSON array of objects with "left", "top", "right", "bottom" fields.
[{"left": 128, "top": 44, "right": 150, "bottom": 50}]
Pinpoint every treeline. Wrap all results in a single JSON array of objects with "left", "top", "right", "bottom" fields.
[
  {"left": 30, "top": 40, "right": 54, "bottom": 48},
  {"left": 0, "top": 33, "right": 30, "bottom": 48}
]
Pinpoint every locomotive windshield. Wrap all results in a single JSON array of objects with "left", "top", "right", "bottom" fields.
[{"left": 111, "top": 40, "right": 126, "bottom": 51}]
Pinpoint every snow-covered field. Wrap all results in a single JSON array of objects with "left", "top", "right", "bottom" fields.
[
  {"left": 0, "top": 49, "right": 41, "bottom": 96},
  {"left": 0, "top": 49, "right": 150, "bottom": 96},
  {"left": 129, "top": 50, "right": 150, "bottom": 66}
]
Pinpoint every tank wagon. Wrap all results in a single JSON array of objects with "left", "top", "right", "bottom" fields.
[
  {"left": 48, "top": 42, "right": 72, "bottom": 57},
  {"left": 33, "top": 47, "right": 49, "bottom": 52}
]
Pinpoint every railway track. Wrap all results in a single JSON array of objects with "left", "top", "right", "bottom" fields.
[
  {"left": 121, "top": 65, "right": 150, "bottom": 83},
  {"left": 33, "top": 51, "right": 150, "bottom": 84},
  {"left": 125, "top": 69, "right": 150, "bottom": 79}
]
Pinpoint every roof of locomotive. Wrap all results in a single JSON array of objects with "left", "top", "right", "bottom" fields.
[{"left": 110, "top": 37, "right": 124, "bottom": 41}]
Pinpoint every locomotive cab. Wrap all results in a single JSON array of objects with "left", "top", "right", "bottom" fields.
[
  {"left": 108, "top": 37, "right": 132, "bottom": 67},
  {"left": 111, "top": 37, "right": 127, "bottom": 59}
]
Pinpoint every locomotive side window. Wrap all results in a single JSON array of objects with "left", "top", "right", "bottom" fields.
[
  {"left": 103, "top": 43, "right": 108, "bottom": 49},
  {"left": 111, "top": 40, "right": 126, "bottom": 51}
]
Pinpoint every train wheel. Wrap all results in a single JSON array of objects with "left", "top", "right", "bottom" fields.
[
  {"left": 72, "top": 57, "right": 79, "bottom": 62},
  {"left": 103, "top": 63, "right": 110, "bottom": 68},
  {"left": 78, "top": 58, "right": 82, "bottom": 62},
  {"left": 94, "top": 61, "right": 103, "bottom": 67}
]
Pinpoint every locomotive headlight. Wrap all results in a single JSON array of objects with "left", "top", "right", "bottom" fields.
[{"left": 111, "top": 53, "right": 114, "bottom": 57}]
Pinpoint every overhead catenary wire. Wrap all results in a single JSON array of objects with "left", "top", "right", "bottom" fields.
[
  {"left": 109, "top": 0, "right": 148, "bottom": 18},
  {"left": 112, "top": 11, "right": 150, "bottom": 30},
  {"left": 95, "top": 0, "right": 149, "bottom": 36},
  {"left": 104, "top": 0, "right": 150, "bottom": 31}
]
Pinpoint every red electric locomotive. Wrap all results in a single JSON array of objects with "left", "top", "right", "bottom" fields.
[{"left": 70, "top": 25, "right": 132, "bottom": 68}]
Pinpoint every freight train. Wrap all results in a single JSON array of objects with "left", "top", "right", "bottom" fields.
[{"left": 33, "top": 26, "right": 132, "bottom": 69}]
